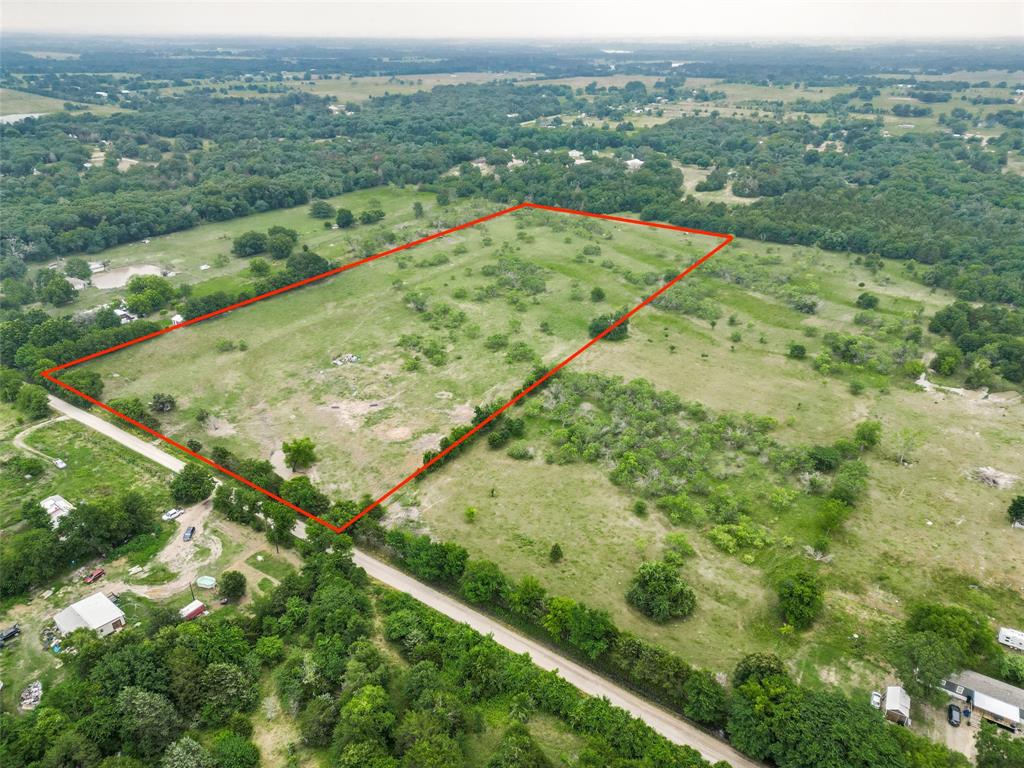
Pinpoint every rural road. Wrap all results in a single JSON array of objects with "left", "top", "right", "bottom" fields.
[
  {"left": 351, "top": 550, "right": 759, "bottom": 767},
  {"left": 46, "top": 394, "right": 760, "bottom": 768},
  {"left": 47, "top": 395, "right": 186, "bottom": 473}
]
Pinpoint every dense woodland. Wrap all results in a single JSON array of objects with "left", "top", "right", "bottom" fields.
[{"left": 2, "top": 75, "right": 1023, "bottom": 307}]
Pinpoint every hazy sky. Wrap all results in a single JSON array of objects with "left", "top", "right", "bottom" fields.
[{"left": 3, "top": 0, "right": 1022, "bottom": 40}]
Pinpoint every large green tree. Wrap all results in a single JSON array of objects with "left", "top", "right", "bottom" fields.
[
  {"left": 776, "top": 571, "right": 824, "bottom": 630},
  {"left": 282, "top": 437, "right": 317, "bottom": 470},
  {"left": 625, "top": 561, "right": 696, "bottom": 622},
  {"left": 170, "top": 464, "right": 215, "bottom": 505}
]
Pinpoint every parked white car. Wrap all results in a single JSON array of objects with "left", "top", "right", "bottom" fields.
[
  {"left": 161, "top": 508, "right": 185, "bottom": 521},
  {"left": 870, "top": 691, "right": 882, "bottom": 710}
]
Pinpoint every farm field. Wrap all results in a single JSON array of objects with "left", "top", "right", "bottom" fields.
[
  {"left": 167, "top": 71, "right": 537, "bottom": 101},
  {"left": 75, "top": 200, "right": 718, "bottom": 502},
  {"left": 0, "top": 87, "right": 69, "bottom": 117},
  {"left": 0, "top": 86, "right": 122, "bottom": 119},
  {"left": 531, "top": 71, "right": 1022, "bottom": 135}
]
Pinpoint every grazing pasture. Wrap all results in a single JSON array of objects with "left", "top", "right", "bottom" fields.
[
  {"left": 65, "top": 189, "right": 1024, "bottom": 692},
  {"left": 77, "top": 200, "right": 716, "bottom": 500}
]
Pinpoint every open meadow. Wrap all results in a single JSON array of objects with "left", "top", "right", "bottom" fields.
[
  {"left": 69, "top": 191, "right": 1024, "bottom": 698},
  {"left": 415, "top": 229, "right": 1024, "bottom": 689},
  {"left": 0, "top": 87, "right": 71, "bottom": 118},
  {"left": 76, "top": 200, "right": 718, "bottom": 501}
]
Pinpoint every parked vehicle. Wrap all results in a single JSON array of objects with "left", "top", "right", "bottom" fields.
[
  {"left": 183, "top": 526, "right": 196, "bottom": 542},
  {"left": 947, "top": 704, "right": 961, "bottom": 727},
  {"left": 0, "top": 624, "right": 21, "bottom": 643},
  {"left": 870, "top": 691, "right": 882, "bottom": 709},
  {"left": 161, "top": 508, "right": 184, "bottom": 521},
  {"left": 83, "top": 568, "right": 105, "bottom": 584}
]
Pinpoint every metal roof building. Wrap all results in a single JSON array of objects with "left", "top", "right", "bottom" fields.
[
  {"left": 53, "top": 593, "right": 125, "bottom": 638},
  {"left": 40, "top": 495, "right": 74, "bottom": 529},
  {"left": 939, "top": 672, "right": 1024, "bottom": 732},
  {"left": 883, "top": 685, "right": 912, "bottom": 725}
]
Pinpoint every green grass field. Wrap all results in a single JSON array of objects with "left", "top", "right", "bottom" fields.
[
  {"left": 53, "top": 186, "right": 440, "bottom": 312},
  {"left": 0, "top": 87, "right": 122, "bottom": 118},
  {"left": 0, "top": 87, "right": 72, "bottom": 117},
  {"left": 530, "top": 72, "right": 1022, "bottom": 136},
  {"left": 165, "top": 71, "right": 536, "bottom": 103},
  {"left": 78, "top": 199, "right": 716, "bottom": 500},
  {"left": 62, "top": 190, "right": 1024, "bottom": 704},
  {"left": 417, "top": 231, "right": 1024, "bottom": 685},
  {"left": 0, "top": 405, "right": 175, "bottom": 528}
]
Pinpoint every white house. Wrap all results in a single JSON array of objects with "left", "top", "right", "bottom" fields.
[
  {"left": 54, "top": 593, "right": 125, "bottom": 638},
  {"left": 998, "top": 627, "right": 1024, "bottom": 652},
  {"left": 40, "top": 495, "right": 74, "bottom": 529},
  {"left": 940, "top": 672, "right": 1024, "bottom": 732},
  {"left": 624, "top": 157, "right": 645, "bottom": 171}
]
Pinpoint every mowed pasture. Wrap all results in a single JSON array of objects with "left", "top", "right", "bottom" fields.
[
  {"left": 0, "top": 88, "right": 70, "bottom": 117},
  {"left": 55, "top": 187, "right": 438, "bottom": 311},
  {"left": 166, "top": 71, "right": 537, "bottom": 102},
  {"left": 78, "top": 201, "right": 717, "bottom": 502},
  {"left": 418, "top": 235, "right": 1024, "bottom": 682},
  {"left": 0, "top": 87, "right": 123, "bottom": 119}
]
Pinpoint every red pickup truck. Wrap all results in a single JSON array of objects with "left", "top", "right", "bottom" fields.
[{"left": 83, "top": 567, "right": 105, "bottom": 584}]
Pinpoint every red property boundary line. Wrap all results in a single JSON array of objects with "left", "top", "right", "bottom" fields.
[{"left": 41, "top": 202, "right": 733, "bottom": 534}]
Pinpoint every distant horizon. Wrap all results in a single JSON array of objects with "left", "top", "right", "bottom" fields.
[
  {"left": 3, "top": 33, "right": 1024, "bottom": 45},
  {"left": 3, "top": 1, "right": 1022, "bottom": 41}
]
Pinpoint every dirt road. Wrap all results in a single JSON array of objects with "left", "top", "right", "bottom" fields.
[
  {"left": 12, "top": 415, "right": 70, "bottom": 461},
  {"left": 50, "top": 395, "right": 761, "bottom": 768},
  {"left": 352, "top": 550, "right": 759, "bottom": 766}
]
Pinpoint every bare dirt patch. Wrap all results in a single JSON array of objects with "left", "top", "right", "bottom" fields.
[
  {"left": 376, "top": 424, "right": 413, "bottom": 442},
  {"left": 204, "top": 416, "right": 237, "bottom": 437},
  {"left": 91, "top": 264, "right": 162, "bottom": 290},
  {"left": 971, "top": 466, "right": 1018, "bottom": 489},
  {"left": 413, "top": 432, "right": 442, "bottom": 453},
  {"left": 449, "top": 402, "right": 474, "bottom": 423},
  {"left": 382, "top": 504, "right": 422, "bottom": 529},
  {"left": 318, "top": 399, "right": 384, "bottom": 428}
]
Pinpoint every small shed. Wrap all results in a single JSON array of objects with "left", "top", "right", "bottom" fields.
[
  {"left": 40, "top": 495, "right": 74, "bottom": 529},
  {"left": 179, "top": 600, "right": 206, "bottom": 621},
  {"left": 998, "top": 627, "right": 1024, "bottom": 652},
  {"left": 54, "top": 593, "right": 125, "bottom": 638},
  {"left": 883, "top": 685, "right": 911, "bottom": 726}
]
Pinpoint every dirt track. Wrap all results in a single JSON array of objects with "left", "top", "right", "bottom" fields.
[{"left": 52, "top": 394, "right": 761, "bottom": 768}]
